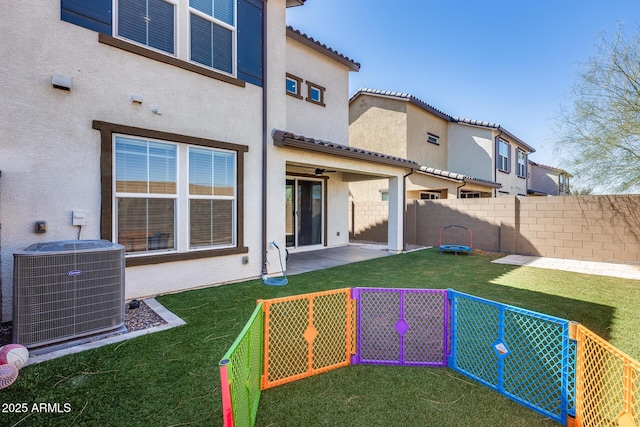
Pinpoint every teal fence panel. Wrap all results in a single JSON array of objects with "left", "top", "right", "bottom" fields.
[{"left": 448, "top": 290, "right": 571, "bottom": 425}]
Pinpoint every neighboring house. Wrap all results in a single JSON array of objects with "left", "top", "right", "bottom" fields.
[
  {"left": 528, "top": 160, "right": 572, "bottom": 196},
  {"left": 0, "top": 1, "right": 414, "bottom": 322},
  {"left": 349, "top": 88, "right": 536, "bottom": 200}
]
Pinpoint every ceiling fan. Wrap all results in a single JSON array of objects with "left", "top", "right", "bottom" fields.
[{"left": 315, "top": 168, "right": 336, "bottom": 175}]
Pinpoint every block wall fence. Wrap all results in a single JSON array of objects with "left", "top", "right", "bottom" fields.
[
  {"left": 351, "top": 195, "right": 640, "bottom": 264},
  {"left": 219, "top": 288, "right": 640, "bottom": 427}
]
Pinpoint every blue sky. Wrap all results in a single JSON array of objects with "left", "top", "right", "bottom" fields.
[{"left": 287, "top": 0, "right": 640, "bottom": 169}]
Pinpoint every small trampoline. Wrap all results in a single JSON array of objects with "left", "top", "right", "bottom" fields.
[{"left": 439, "top": 225, "right": 472, "bottom": 255}]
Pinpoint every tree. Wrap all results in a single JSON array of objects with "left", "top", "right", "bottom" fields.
[{"left": 555, "top": 26, "right": 640, "bottom": 194}]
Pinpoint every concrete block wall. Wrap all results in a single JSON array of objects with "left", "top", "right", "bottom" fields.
[
  {"left": 352, "top": 195, "right": 640, "bottom": 264},
  {"left": 349, "top": 201, "right": 388, "bottom": 242},
  {"left": 516, "top": 195, "right": 640, "bottom": 263}
]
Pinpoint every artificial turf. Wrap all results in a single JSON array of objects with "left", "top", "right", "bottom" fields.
[{"left": 2, "top": 248, "right": 638, "bottom": 426}]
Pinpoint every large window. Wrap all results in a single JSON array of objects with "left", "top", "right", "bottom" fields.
[
  {"left": 516, "top": 149, "right": 527, "bottom": 178},
  {"left": 114, "top": 134, "right": 237, "bottom": 256},
  {"left": 117, "top": 0, "right": 176, "bottom": 54},
  {"left": 497, "top": 138, "right": 510, "bottom": 173},
  {"left": 115, "top": 0, "right": 237, "bottom": 75},
  {"left": 190, "top": 0, "right": 235, "bottom": 74}
]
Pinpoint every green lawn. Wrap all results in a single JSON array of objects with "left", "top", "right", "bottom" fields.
[{"left": 3, "top": 249, "right": 639, "bottom": 426}]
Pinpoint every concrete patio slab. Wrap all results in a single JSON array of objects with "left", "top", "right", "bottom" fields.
[
  {"left": 492, "top": 255, "right": 640, "bottom": 280},
  {"left": 285, "top": 243, "right": 395, "bottom": 275}
]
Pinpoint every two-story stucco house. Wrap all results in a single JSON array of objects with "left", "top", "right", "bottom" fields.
[
  {"left": 528, "top": 160, "right": 572, "bottom": 196},
  {"left": 0, "top": 1, "right": 415, "bottom": 322},
  {"left": 349, "top": 88, "right": 537, "bottom": 200}
]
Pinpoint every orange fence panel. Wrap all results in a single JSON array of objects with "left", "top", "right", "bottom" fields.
[
  {"left": 261, "top": 289, "right": 353, "bottom": 390},
  {"left": 575, "top": 325, "right": 640, "bottom": 427}
]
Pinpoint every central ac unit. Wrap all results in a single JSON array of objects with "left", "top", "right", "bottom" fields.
[{"left": 13, "top": 240, "right": 125, "bottom": 349}]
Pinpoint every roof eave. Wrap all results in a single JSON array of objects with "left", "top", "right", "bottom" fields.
[
  {"left": 286, "top": 27, "right": 360, "bottom": 72},
  {"left": 273, "top": 129, "right": 416, "bottom": 169}
]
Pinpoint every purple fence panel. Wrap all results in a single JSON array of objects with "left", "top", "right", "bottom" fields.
[{"left": 352, "top": 288, "right": 449, "bottom": 366}]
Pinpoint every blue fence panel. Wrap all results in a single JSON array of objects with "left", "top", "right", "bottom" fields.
[{"left": 448, "top": 290, "right": 571, "bottom": 425}]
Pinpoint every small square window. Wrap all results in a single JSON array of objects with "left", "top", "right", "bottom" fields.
[
  {"left": 306, "top": 80, "right": 326, "bottom": 107},
  {"left": 285, "top": 73, "right": 303, "bottom": 99}
]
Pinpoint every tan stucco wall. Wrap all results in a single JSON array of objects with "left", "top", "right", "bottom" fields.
[
  {"left": 406, "top": 103, "right": 449, "bottom": 169},
  {"left": 349, "top": 95, "right": 408, "bottom": 157}
]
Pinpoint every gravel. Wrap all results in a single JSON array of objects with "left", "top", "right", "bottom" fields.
[{"left": 0, "top": 299, "right": 167, "bottom": 348}]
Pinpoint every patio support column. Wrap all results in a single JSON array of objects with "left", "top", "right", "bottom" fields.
[{"left": 387, "top": 176, "right": 403, "bottom": 253}]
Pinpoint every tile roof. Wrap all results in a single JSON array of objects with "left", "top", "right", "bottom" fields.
[
  {"left": 418, "top": 166, "right": 502, "bottom": 188},
  {"left": 528, "top": 160, "right": 570, "bottom": 175},
  {"left": 286, "top": 27, "right": 360, "bottom": 72},
  {"left": 350, "top": 88, "right": 452, "bottom": 121},
  {"left": 453, "top": 117, "right": 535, "bottom": 153},
  {"left": 272, "top": 129, "right": 417, "bottom": 169},
  {"left": 350, "top": 88, "right": 535, "bottom": 153}
]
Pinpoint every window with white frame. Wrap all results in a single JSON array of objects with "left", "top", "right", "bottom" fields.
[
  {"left": 114, "top": 135, "right": 236, "bottom": 255},
  {"left": 497, "top": 138, "right": 510, "bottom": 173},
  {"left": 190, "top": 0, "right": 236, "bottom": 74},
  {"left": 420, "top": 191, "right": 440, "bottom": 200},
  {"left": 117, "top": 0, "right": 177, "bottom": 55},
  {"left": 115, "top": 0, "right": 237, "bottom": 75},
  {"left": 516, "top": 149, "right": 526, "bottom": 178},
  {"left": 286, "top": 73, "right": 303, "bottom": 99},
  {"left": 306, "top": 80, "right": 326, "bottom": 107}
]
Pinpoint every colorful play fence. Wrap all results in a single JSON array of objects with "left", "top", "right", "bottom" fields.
[{"left": 219, "top": 289, "right": 640, "bottom": 427}]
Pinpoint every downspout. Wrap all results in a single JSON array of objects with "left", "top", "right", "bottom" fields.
[
  {"left": 494, "top": 128, "right": 503, "bottom": 197},
  {"left": 402, "top": 168, "right": 414, "bottom": 252},
  {"left": 261, "top": 0, "right": 269, "bottom": 279},
  {"left": 457, "top": 180, "right": 467, "bottom": 198}
]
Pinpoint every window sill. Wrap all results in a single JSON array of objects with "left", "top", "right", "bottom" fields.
[
  {"left": 125, "top": 246, "right": 249, "bottom": 267},
  {"left": 98, "top": 34, "right": 245, "bottom": 88}
]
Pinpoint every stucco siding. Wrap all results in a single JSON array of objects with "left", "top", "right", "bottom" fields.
[
  {"left": 406, "top": 103, "right": 449, "bottom": 169},
  {"left": 0, "top": 1, "right": 279, "bottom": 320},
  {"left": 349, "top": 95, "right": 408, "bottom": 157},
  {"left": 447, "top": 123, "right": 494, "bottom": 182},
  {"left": 285, "top": 36, "right": 351, "bottom": 144}
]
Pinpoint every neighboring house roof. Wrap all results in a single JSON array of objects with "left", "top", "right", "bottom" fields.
[
  {"left": 272, "top": 129, "right": 417, "bottom": 169},
  {"left": 350, "top": 88, "right": 535, "bottom": 153},
  {"left": 286, "top": 0, "right": 306, "bottom": 6},
  {"left": 528, "top": 159, "right": 571, "bottom": 176},
  {"left": 418, "top": 166, "right": 502, "bottom": 189},
  {"left": 350, "top": 88, "right": 452, "bottom": 121},
  {"left": 286, "top": 27, "right": 360, "bottom": 72},
  {"left": 454, "top": 117, "right": 535, "bottom": 153}
]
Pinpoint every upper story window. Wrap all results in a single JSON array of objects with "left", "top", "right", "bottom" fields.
[
  {"left": 559, "top": 174, "right": 570, "bottom": 193},
  {"left": 516, "top": 149, "right": 526, "bottom": 178},
  {"left": 427, "top": 133, "right": 439, "bottom": 145},
  {"left": 115, "top": 0, "right": 237, "bottom": 75},
  {"left": 306, "top": 80, "right": 326, "bottom": 107},
  {"left": 117, "top": 0, "right": 177, "bottom": 55},
  {"left": 286, "top": 73, "right": 303, "bottom": 99},
  {"left": 497, "top": 138, "right": 510, "bottom": 173},
  {"left": 189, "top": 0, "right": 236, "bottom": 74}
]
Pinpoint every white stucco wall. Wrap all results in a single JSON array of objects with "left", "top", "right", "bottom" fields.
[
  {"left": 0, "top": 1, "right": 287, "bottom": 320},
  {"left": 285, "top": 36, "right": 352, "bottom": 144}
]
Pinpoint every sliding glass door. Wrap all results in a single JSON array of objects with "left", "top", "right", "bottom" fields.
[{"left": 285, "top": 178, "right": 323, "bottom": 248}]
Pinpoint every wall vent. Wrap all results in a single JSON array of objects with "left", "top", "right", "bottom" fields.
[{"left": 13, "top": 240, "right": 125, "bottom": 349}]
